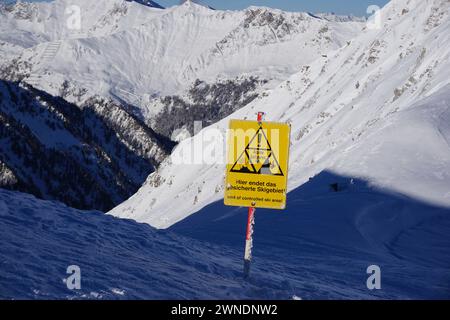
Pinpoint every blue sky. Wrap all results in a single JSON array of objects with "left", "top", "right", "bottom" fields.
[{"left": 159, "top": 0, "right": 391, "bottom": 16}]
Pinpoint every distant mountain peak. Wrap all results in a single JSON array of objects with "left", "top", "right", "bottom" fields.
[
  {"left": 179, "top": 0, "right": 214, "bottom": 10},
  {"left": 126, "top": 0, "right": 164, "bottom": 9}
]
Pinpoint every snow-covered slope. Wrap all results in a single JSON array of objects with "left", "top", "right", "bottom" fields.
[
  {"left": 2, "top": 176, "right": 450, "bottom": 299},
  {"left": 0, "top": 189, "right": 269, "bottom": 300},
  {"left": 0, "top": 0, "right": 164, "bottom": 51},
  {"left": 109, "top": 0, "right": 450, "bottom": 228},
  {"left": 0, "top": 0, "right": 166, "bottom": 73},
  {"left": 1, "top": 0, "right": 363, "bottom": 109}
]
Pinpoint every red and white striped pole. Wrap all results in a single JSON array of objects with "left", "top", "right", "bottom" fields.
[{"left": 243, "top": 111, "right": 265, "bottom": 278}]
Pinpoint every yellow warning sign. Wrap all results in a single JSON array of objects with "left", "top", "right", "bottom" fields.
[{"left": 224, "top": 119, "right": 291, "bottom": 209}]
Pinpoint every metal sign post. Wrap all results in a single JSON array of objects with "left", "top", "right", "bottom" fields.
[
  {"left": 224, "top": 111, "right": 290, "bottom": 279},
  {"left": 244, "top": 206, "right": 256, "bottom": 278},
  {"left": 243, "top": 111, "right": 264, "bottom": 278}
]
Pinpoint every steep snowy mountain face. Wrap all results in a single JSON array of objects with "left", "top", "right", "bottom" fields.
[
  {"left": 0, "top": 0, "right": 364, "bottom": 110},
  {"left": 110, "top": 0, "right": 450, "bottom": 228},
  {"left": 0, "top": 0, "right": 165, "bottom": 60},
  {"left": 0, "top": 80, "right": 172, "bottom": 211}
]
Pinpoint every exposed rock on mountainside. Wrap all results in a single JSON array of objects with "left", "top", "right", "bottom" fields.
[
  {"left": 148, "top": 77, "right": 267, "bottom": 138},
  {"left": 0, "top": 80, "right": 172, "bottom": 211}
]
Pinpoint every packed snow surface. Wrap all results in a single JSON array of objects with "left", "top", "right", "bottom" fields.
[{"left": 1, "top": 177, "right": 450, "bottom": 299}]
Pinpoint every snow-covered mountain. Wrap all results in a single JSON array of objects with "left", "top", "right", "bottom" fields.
[
  {"left": 0, "top": 0, "right": 167, "bottom": 86},
  {"left": 0, "top": 0, "right": 165, "bottom": 56},
  {"left": 0, "top": 0, "right": 364, "bottom": 210},
  {"left": 110, "top": 0, "right": 450, "bottom": 228},
  {"left": 1, "top": 0, "right": 364, "bottom": 109}
]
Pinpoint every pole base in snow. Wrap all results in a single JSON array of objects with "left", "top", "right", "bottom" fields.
[{"left": 244, "top": 259, "right": 251, "bottom": 279}]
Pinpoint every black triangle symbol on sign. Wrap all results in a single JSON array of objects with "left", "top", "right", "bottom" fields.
[{"left": 230, "top": 125, "right": 284, "bottom": 176}]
